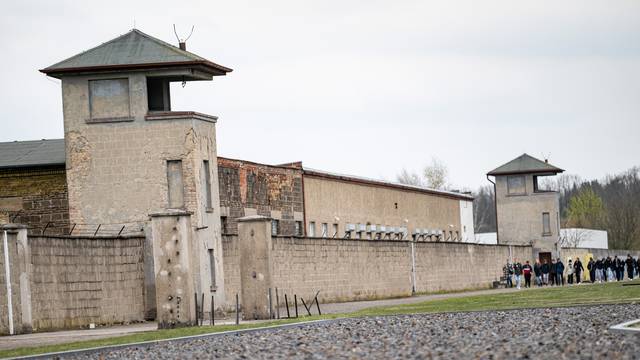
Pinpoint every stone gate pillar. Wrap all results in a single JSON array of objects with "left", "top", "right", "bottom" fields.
[
  {"left": 238, "top": 215, "right": 273, "bottom": 320},
  {"left": 149, "top": 211, "right": 196, "bottom": 328}
]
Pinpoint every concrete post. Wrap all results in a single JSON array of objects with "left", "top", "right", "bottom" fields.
[
  {"left": 149, "top": 211, "right": 196, "bottom": 328},
  {"left": 238, "top": 215, "right": 273, "bottom": 320},
  {"left": 1, "top": 224, "right": 31, "bottom": 334}
]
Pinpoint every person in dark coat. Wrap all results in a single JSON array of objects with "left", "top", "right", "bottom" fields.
[
  {"left": 604, "top": 257, "right": 612, "bottom": 281},
  {"left": 574, "top": 257, "right": 584, "bottom": 284},
  {"left": 523, "top": 261, "right": 533, "bottom": 288},
  {"left": 595, "top": 258, "right": 604, "bottom": 283},
  {"left": 626, "top": 255, "right": 634, "bottom": 280},
  {"left": 587, "top": 257, "right": 596, "bottom": 283},
  {"left": 618, "top": 257, "right": 626, "bottom": 280},
  {"left": 534, "top": 259, "right": 543, "bottom": 287},
  {"left": 513, "top": 260, "right": 523, "bottom": 290},
  {"left": 614, "top": 256, "right": 622, "bottom": 281},
  {"left": 550, "top": 259, "right": 557, "bottom": 286},
  {"left": 541, "top": 260, "right": 550, "bottom": 285},
  {"left": 555, "top": 258, "right": 565, "bottom": 286}
]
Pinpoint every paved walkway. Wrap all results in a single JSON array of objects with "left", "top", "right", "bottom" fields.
[{"left": 0, "top": 287, "right": 518, "bottom": 351}]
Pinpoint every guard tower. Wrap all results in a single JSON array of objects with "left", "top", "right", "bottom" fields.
[
  {"left": 487, "top": 154, "right": 564, "bottom": 262},
  {"left": 41, "top": 29, "right": 232, "bottom": 325}
]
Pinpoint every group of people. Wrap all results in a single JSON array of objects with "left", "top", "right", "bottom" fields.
[{"left": 502, "top": 254, "right": 640, "bottom": 289}]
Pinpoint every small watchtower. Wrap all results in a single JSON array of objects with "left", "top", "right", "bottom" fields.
[
  {"left": 41, "top": 29, "right": 232, "bottom": 323},
  {"left": 488, "top": 154, "right": 564, "bottom": 260}
]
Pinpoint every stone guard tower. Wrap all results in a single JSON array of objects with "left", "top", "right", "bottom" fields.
[
  {"left": 488, "top": 154, "right": 564, "bottom": 262},
  {"left": 41, "top": 29, "right": 232, "bottom": 325}
]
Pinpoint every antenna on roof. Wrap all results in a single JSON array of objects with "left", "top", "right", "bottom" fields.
[{"left": 173, "top": 24, "right": 195, "bottom": 51}]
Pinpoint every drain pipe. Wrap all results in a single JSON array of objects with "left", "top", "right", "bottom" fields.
[{"left": 3, "top": 230, "right": 14, "bottom": 335}]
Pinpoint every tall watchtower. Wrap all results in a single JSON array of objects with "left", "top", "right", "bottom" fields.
[
  {"left": 487, "top": 154, "right": 564, "bottom": 260},
  {"left": 41, "top": 29, "right": 232, "bottom": 320}
]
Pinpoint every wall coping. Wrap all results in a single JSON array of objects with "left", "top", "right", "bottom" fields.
[
  {"left": 27, "top": 234, "right": 145, "bottom": 240},
  {"left": 1, "top": 224, "right": 29, "bottom": 230},
  {"left": 237, "top": 215, "right": 272, "bottom": 223},
  {"left": 149, "top": 210, "right": 193, "bottom": 218}
]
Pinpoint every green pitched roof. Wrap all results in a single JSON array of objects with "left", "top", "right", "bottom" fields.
[
  {"left": 41, "top": 29, "right": 232, "bottom": 78},
  {"left": 488, "top": 153, "right": 564, "bottom": 176}
]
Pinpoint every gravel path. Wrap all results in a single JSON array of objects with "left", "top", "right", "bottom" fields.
[{"left": 63, "top": 304, "right": 640, "bottom": 360}]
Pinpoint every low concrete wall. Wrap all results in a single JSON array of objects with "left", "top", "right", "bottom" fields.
[
  {"left": 0, "top": 231, "right": 147, "bottom": 334},
  {"left": 222, "top": 235, "right": 532, "bottom": 305}
]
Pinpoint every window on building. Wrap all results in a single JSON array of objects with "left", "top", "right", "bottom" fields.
[
  {"left": 321, "top": 223, "right": 328, "bottom": 238},
  {"left": 542, "top": 212, "right": 551, "bottom": 236},
  {"left": 166, "top": 160, "right": 184, "bottom": 208},
  {"left": 220, "top": 216, "right": 228, "bottom": 234},
  {"left": 271, "top": 219, "right": 279, "bottom": 236},
  {"left": 533, "top": 175, "right": 556, "bottom": 193},
  {"left": 203, "top": 160, "right": 213, "bottom": 210},
  {"left": 294, "top": 221, "right": 303, "bottom": 236},
  {"left": 208, "top": 249, "right": 216, "bottom": 289},
  {"left": 507, "top": 175, "right": 526, "bottom": 195},
  {"left": 332, "top": 223, "right": 338, "bottom": 238},
  {"left": 89, "top": 78, "right": 131, "bottom": 119},
  {"left": 147, "top": 77, "right": 171, "bottom": 112},
  {"left": 309, "top": 222, "right": 316, "bottom": 237}
]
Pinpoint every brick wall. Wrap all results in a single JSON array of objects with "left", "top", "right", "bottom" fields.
[
  {"left": 27, "top": 235, "right": 146, "bottom": 331},
  {"left": 217, "top": 158, "right": 303, "bottom": 235},
  {"left": 222, "top": 235, "right": 533, "bottom": 305},
  {"left": 0, "top": 167, "right": 69, "bottom": 234}
]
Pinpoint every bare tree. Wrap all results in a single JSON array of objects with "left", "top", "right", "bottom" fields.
[
  {"left": 558, "top": 228, "right": 589, "bottom": 248},
  {"left": 396, "top": 157, "right": 449, "bottom": 190},
  {"left": 396, "top": 168, "right": 424, "bottom": 187},
  {"left": 423, "top": 157, "right": 449, "bottom": 190}
]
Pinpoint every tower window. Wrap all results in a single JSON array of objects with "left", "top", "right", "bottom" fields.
[
  {"left": 542, "top": 212, "right": 551, "bottom": 236},
  {"left": 89, "top": 78, "right": 131, "bottom": 119},
  {"left": 147, "top": 77, "right": 171, "bottom": 112},
  {"left": 166, "top": 160, "right": 185, "bottom": 208},
  {"left": 507, "top": 175, "right": 526, "bottom": 195}
]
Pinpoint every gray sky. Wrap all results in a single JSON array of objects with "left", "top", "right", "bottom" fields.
[{"left": 2, "top": 0, "right": 639, "bottom": 189}]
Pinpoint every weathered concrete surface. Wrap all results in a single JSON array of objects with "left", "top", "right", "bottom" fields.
[
  {"left": 238, "top": 216, "right": 273, "bottom": 320},
  {"left": 225, "top": 234, "right": 532, "bottom": 304},
  {"left": 28, "top": 235, "right": 146, "bottom": 331},
  {"left": 150, "top": 212, "right": 196, "bottom": 328}
]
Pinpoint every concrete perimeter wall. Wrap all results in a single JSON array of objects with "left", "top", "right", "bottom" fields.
[
  {"left": 223, "top": 235, "right": 531, "bottom": 305},
  {"left": 0, "top": 231, "right": 146, "bottom": 334},
  {"left": 29, "top": 235, "right": 146, "bottom": 331}
]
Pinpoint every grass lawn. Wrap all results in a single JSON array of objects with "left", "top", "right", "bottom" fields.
[{"left": 2, "top": 280, "right": 639, "bottom": 359}]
